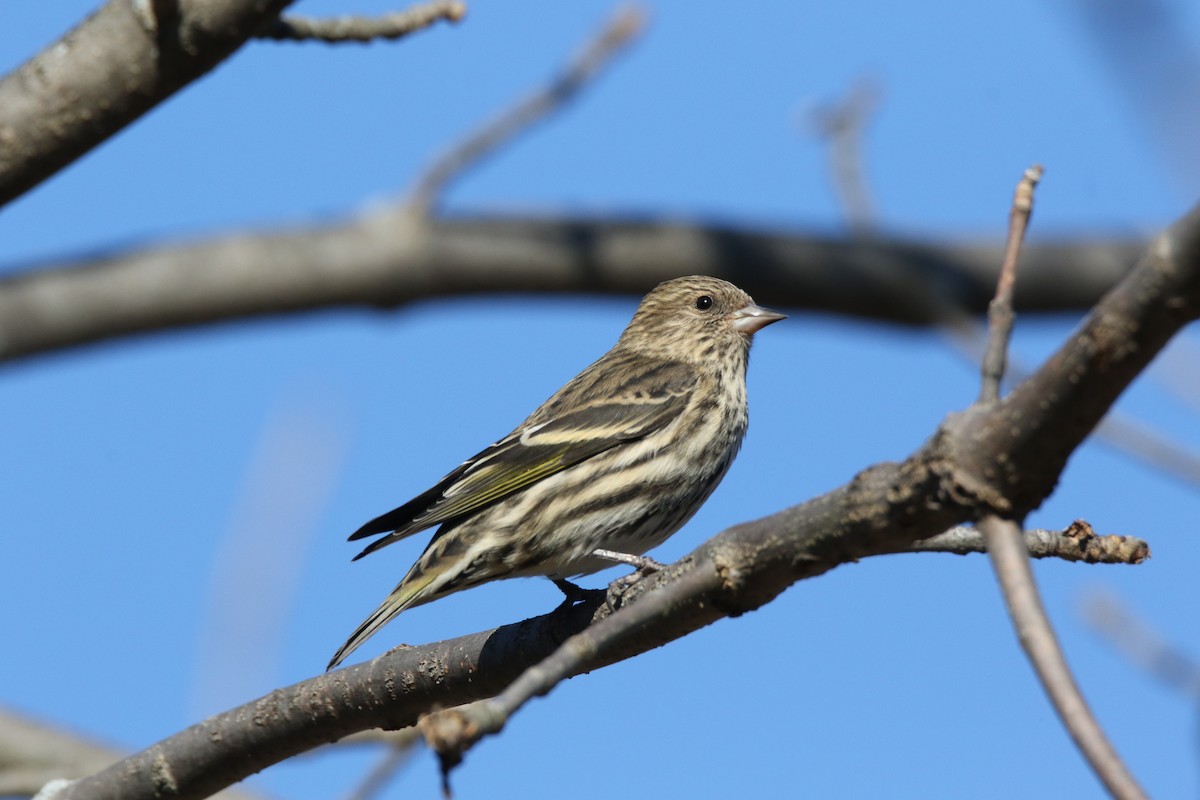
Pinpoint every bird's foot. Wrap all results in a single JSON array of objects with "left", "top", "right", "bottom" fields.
[
  {"left": 592, "top": 549, "right": 666, "bottom": 573},
  {"left": 593, "top": 549, "right": 667, "bottom": 596},
  {"left": 552, "top": 578, "right": 604, "bottom": 608}
]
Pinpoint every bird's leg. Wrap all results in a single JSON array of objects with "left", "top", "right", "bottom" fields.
[
  {"left": 592, "top": 548, "right": 666, "bottom": 573},
  {"left": 593, "top": 548, "right": 668, "bottom": 595},
  {"left": 552, "top": 578, "right": 604, "bottom": 607}
]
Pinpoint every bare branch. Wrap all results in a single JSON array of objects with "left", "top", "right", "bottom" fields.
[
  {"left": 0, "top": 708, "right": 122, "bottom": 798},
  {"left": 341, "top": 729, "right": 421, "bottom": 800},
  {"left": 0, "top": 0, "right": 299, "bottom": 209},
  {"left": 974, "top": 166, "right": 1144, "bottom": 798},
  {"left": 52, "top": 509, "right": 1151, "bottom": 800},
  {"left": 0, "top": 214, "right": 1145, "bottom": 367},
  {"left": 910, "top": 521, "right": 1148, "bottom": 564},
  {"left": 806, "top": 78, "right": 882, "bottom": 232},
  {"left": 979, "top": 164, "right": 1043, "bottom": 402},
  {"left": 257, "top": 1, "right": 466, "bottom": 43},
  {"left": 407, "top": 6, "right": 645, "bottom": 214},
  {"left": 979, "top": 517, "right": 1147, "bottom": 800},
  {"left": 417, "top": 519, "right": 1148, "bottom": 785},
  {"left": 1093, "top": 413, "right": 1200, "bottom": 490},
  {"left": 0, "top": 707, "right": 261, "bottom": 800},
  {"left": 1082, "top": 591, "right": 1200, "bottom": 701}
]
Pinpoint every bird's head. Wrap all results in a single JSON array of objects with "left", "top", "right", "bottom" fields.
[{"left": 619, "top": 275, "right": 785, "bottom": 358}]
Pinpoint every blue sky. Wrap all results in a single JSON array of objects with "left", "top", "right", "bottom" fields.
[{"left": 3, "top": 1, "right": 1199, "bottom": 798}]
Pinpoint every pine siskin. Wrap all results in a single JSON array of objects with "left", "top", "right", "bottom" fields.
[{"left": 328, "top": 276, "right": 784, "bottom": 669}]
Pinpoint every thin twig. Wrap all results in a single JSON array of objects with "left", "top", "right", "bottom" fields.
[
  {"left": 979, "top": 164, "right": 1043, "bottom": 402},
  {"left": 258, "top": 1, "right": 466, "bottom": 43},
  {"left": 342, "top": 730, "right": 421, "bottom": 800},
  {"left": 1155, "top": 337, "right": 1200, "bottom": 414},
  {"left": 407, "top": 6, "right": 645, "bottom": 214},
  {"left": 976, "top": 165, "right": 1146, "bottom": 797},
  {"left": 979, "top": 516, "right": 1148, "bottom": 799},
  {"left": 1082, "top": 591, "right": 1200, "bottom": 701},
  {"left": 806, "top": 78, "right": 882, "bottom": 233},
  {"left": 912, "top": 521, "right": 1148, "bottom": 563}
]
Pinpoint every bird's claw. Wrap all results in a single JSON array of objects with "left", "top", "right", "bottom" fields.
[
  {"left": 592, "top": 548, "right": 666, "bottom": 573},
  {"left": 552, "top": 578, "right": 604, "bottom": 607},
  {"left": 592, "top": 548, "right": 667, "bottom": 597}
]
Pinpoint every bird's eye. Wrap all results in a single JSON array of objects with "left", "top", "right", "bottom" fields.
[{"left": 695, "top": 295, "right": 714, "bottom": 310}]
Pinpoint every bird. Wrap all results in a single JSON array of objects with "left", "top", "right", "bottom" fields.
[{"left": 328, "top": 276, "right": 784, "bottom": 670}]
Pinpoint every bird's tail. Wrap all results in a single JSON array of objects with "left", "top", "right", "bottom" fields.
[{"left": 326, "top": 567, "right": 442, "bottom": 671}]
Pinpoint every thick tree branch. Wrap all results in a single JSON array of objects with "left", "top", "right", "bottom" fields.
[
  {"left": 416, "top": 523, "right": 1144, "bottom": 790},
  {"left": 946, "top": 317, "right": 1200, "bottom": 491},
  {"left": 0, "top": 213, "right": 1144, "bottom": 366},
  {"left": 946, "top": 206, "right": 1200, "bottom": 520},
  {"left": 53, "top": 202, "right": 1200, "bottom": 800},
  {"left": 0, "top": 0, "right": 300, "bottom": 208},
  {"left": 51, "top": 520, "right": 1147, "bottom": 800}
]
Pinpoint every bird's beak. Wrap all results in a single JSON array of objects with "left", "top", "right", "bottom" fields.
[{"left": 729, "top": 303, "right": 786, "bottom": 334}]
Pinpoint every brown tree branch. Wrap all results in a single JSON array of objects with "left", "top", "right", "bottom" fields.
[
  {"left": 0, "top": 0, "right": 299, "bottom": 209},
  {"left": 48, "top": 520, "right": 1149, "bottom": 800},
  {"left": 407, "top": 6, "right": 645, "bottom": 215},
  {"left": 51, "top": 202, "right": 1200, "bottom": 800},
  {"left": 945, "top": 316, "right": 1200, "bottom": 492},
  {"left": 0, "top": 214, "right": 1145, "bottom": 366},
  {"left": 257, "top": 1, "right": 466, "bottom": 43},
  {"left": 415, "top": 523, "right": 1145, "bottom": 791}
]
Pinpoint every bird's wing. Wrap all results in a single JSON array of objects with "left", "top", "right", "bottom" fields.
[{"left": 348, "top": 361, "right": 695, "bottom": 556}]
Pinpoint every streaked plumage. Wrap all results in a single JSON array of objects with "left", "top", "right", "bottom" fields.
[{"left": 328, "top": 276, "right": 783, "bottom": 669}]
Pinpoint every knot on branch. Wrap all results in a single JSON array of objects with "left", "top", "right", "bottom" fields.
[
  {"left": 709, "top": 542, "right": 775, "bottom": 616},
  {"left": 418, "top": 706, "right": 485, "bottom": 797},
  {"left": 1061, "top": 520, "right": 1150, "bottom": 564},
  {"left": 928, "top": 411, "right": 1019, "bottom": 518}
]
